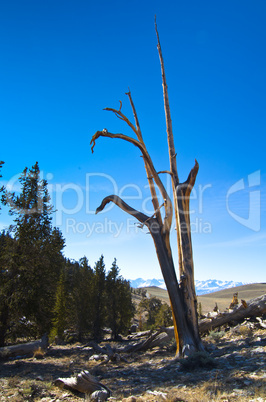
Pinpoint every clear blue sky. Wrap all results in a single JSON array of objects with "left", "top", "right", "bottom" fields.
[{"left": 0, "top": 0, "right": 265, "bottom": 282}]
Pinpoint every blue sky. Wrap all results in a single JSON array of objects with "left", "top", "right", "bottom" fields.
[{"left": 0, "top": 0, "right": 265, "bottom": 282}]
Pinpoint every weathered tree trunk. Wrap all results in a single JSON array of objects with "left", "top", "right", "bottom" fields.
[
  {"left": 55, "top": 370, "right": 111, "bottom": 401},
  {"left": 90, "top": 19, "right": 203, "bottom": 357},
  {"left": 0, "top": 334, "right": 48, "bottom": 359},
  {"left": 155, "top": 19, "right": 203, "bottom": 353},
  {"left": 149, "top": 219, "right": 199, "bottom": 355},
  {"left": 123, "top": 330, "right": 171, "bottom": 353}
]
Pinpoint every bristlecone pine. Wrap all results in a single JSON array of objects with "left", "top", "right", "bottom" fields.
[{"left": 90, "top": 18, "right": 204, "bottom": 357}]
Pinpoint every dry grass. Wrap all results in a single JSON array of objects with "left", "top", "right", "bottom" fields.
[{"left": 136, "top": 283, "right": 266, "bottom": 314}]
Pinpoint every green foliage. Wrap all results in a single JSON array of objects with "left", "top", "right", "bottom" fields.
[
  {"left": 0, "top": 162, "right": 135, "bottom": 345},
  {"left": 91, "top": 255, "right": 106, "bottom": 341},
  {"left": 0, "top": 231, "right": 16, "bottom": 345},
  {"left": 139, "top": 296, "right": 173, "bottom": 330},
  {"left": 179, "top": 351, "right": 217, "bottom": 371},
  {"left": 50, "top": 270, "right": 68, "bottom": 341},
  {"left": 208, "top": 330, "right": 225, "bottom": 341},
  {"left": 154, "top": 303, "right": 173, "bottom": 328},
  {"left": 106, "top": 259, "right": 135, "bottom": 339},
  {"left": 0, "top": 162, "right": 65, "bottom": 344},
  {"left": 71, "top": 256, "right": 94, "bottom": 341}
]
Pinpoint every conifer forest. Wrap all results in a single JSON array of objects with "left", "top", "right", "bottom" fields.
[{"left": 0, "top": 161, "right": 135, "bottom": 347}]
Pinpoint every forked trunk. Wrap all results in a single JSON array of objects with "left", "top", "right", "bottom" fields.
[
  {"left": 91, "top": 19, "right": 204, "bottom": 357},
  {"left": 148, "top": 218, "right": 201, "bottom": 355},
  {"left": 176, "top": 170, "right": 203, "bottom": 350},
  {"left": 155, "top": 18, "right": 203, "bottom": 354}
]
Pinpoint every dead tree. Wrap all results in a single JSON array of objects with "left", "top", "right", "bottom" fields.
[
  {"left": 55, "top": 370, "right": 111, "bottom": 401},
  {"left": 90, "top": 19, "right": 204, "bottom": 357}
]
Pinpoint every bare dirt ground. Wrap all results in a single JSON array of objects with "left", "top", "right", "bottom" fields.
[{"left": 0, "top": 327, "right": 265, "bottom": 402}]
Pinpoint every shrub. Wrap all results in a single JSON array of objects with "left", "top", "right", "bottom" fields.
[
  {"left": 179, "top": 351, "right": 217, "bottom": 371},
  {"left": 208, "top": 330, "right": 225, "bottom": 341}
]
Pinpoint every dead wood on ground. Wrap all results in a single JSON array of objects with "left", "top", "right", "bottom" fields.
[
  {"left": 55, "top": 370, "right": 111, "bottom": 401},
  {"left": 0, "top": 334, "right": 49, "bottom": 359}
]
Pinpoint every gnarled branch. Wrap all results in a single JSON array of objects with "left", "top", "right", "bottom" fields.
[
  {"left": 91, "top": 130, "right": 173, "bottom": 235},
  {"left": 90, "top": 130, "right": 141, "bottom": 154},
  {"left": 96, "top": 195, "right": 150, "bottom": 227},
  {"left": 103, "top": 106, "right": 138, "bottom": 137}
]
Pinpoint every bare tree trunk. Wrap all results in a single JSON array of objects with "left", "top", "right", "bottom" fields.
[
  {"left": 90, "top": 19, "right": 203, "bottom": 356},
  {"left": 150, "top": 221, "right": 198, "bottom": 355},
  {"left": 155, "top": 18, "right": 203, "bottom": 352}
]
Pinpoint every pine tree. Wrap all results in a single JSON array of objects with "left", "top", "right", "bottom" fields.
[
  {"left": 92, "top": 255, "right": 106, "bottom": 341},
  {"left": 106, "top": 259, "right": 134, "bottom": 339},
  {"left": 50, "top": 270, "right": 67, "bottom": 341},
  {"left": 3, "top": 162, "right": 65, "bottom": 338},
  {"left": 139, "top": 297, "right": 163, "bottom": 330},
  {"left": 71, "top": 256, "right": 94, "bottom": 341},
  {"left": 0, "top": 231, "right": 16, "bottom": 346},
  {"left": 155, "top": 303, "right": 173, "bottom": 328},
  {"left": 106, "top": 259, "right": 120, "bottom": 339}
]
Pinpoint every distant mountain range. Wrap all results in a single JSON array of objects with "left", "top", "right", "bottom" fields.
[{"left": 129, "top": 278, "right": 249, "bottom": 295}]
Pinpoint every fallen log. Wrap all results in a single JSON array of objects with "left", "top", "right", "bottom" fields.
[
  {"left": 0, "top": 334, "right": 49, "bottom": 359},
  {"left": 127, "top": 329, "right": 153, "bottom": 339},
  {"left": 119, "top": 329, "right": 171, "bottom": 354},
  {"left": 139, "top": 294, "right": 266, "bottom": 345},
  {"left": 55, "top": 370, "right": 111, "bottom": 401},
  {"left": 87, "top": 341, "right": 128, "bottom": 365},
  {"left": 87, "top": 294, "right": 266, "bottom": 358},
  {"left": 199, "top": 294, "right": 266, "bottom": 333},
  {"left": 256, "top": 317, "right": 266, "bottom": 329}
]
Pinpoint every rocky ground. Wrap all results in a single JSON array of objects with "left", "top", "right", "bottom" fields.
[{"left": 0, "top": 325, "right": 265, "bottom": 401}]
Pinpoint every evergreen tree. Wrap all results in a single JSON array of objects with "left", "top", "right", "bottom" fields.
[
  {"left": 139, "top": 297, "right": 163, "bottom": 330},
  {"left": 0, "top": 231, "right": 16, "bottom": 346},
  {"left": 106, "top": 259, "right": 120, "bottom": 339},
  {"left": 106, "top": 259, "right": 134, "bottom": 339},
  {"left": 154, "top": 303, "right": 173, "bottom": 328},
  {"left": 3, "top": 162, "right": 65, "bottom": 338},
  {"left": 71, "top": 256, "right": 94, "bottom": 341},
  {"left": 50, "top": 270, "right": 67, "bottom": 341},
  {"left": 92, "top": 255, "right": 106, "bottom": 340},
  {"left": 138, "top": 296, "right": 173, "bottom": 330},
  {"left": 117, "top": 277, "right": 135, "bottom": 335}
]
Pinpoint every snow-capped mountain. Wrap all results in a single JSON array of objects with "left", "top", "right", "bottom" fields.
[
  {"left": 129, "top": 278, "right": 166, "bottom": 289},
  {"left": 194, "top": 279, "right": 248, "bottom": 295},
  {"left": 129, "top": 278, "right": 248, "bottom": 295}
]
